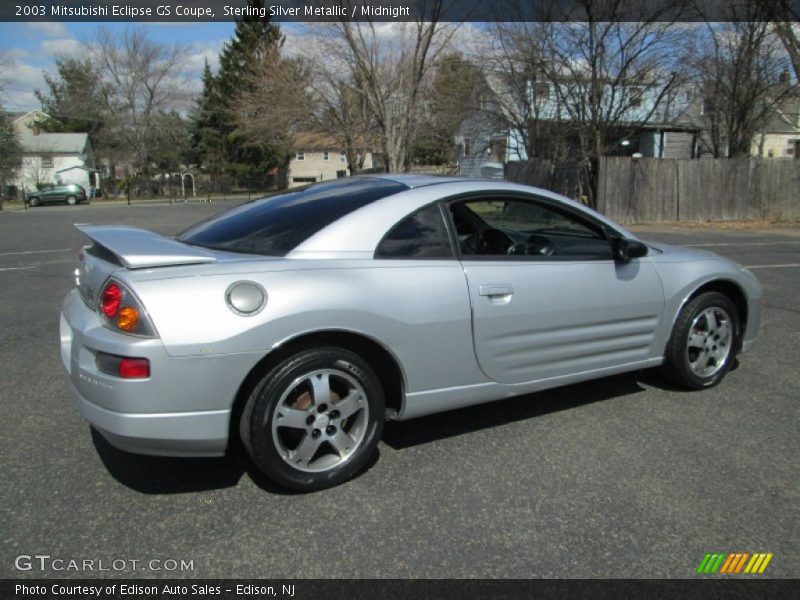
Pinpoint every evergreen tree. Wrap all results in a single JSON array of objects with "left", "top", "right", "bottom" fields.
[
  {"left": 34, "top": 57, "right": 109, "bottom": 145},
  {"left": 189, "top": 60, "right": 227, "bottom": 173},
  {"left": 0, "top": 109, "right": 22, "bottom": 195},
  {"left": 193, "top": 1, "right": 284, "bottom": 176}
]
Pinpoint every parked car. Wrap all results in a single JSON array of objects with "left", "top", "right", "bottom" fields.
[
  {"left": 28, "top": 183, "right": 87, "bottom": 206},
  {"left": 60, "top": 176, "right": 761, "bottom": 491}
]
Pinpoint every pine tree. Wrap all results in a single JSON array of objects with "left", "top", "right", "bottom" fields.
[
  {"left": 192, "top": 1, "right": 283, "bottom": 176},
  {"left": 189, "top": 60, "right": 227, "bottom": 174},
  {"left": 0, "top": 109, "right": 21, "bottom": 195},
  {"left": 34, "top": 57, "right": 109, "bottom": 144}
]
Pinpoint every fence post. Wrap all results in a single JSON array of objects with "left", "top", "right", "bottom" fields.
[{"left": 126, "top": 183, "right": 131, "bottom": 206}]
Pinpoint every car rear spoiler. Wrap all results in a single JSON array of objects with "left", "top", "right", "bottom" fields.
[{"left": 75, "top": 224, "right": 218, "bottom": 269}]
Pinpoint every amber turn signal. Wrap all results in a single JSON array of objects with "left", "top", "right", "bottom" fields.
[{"left": 116, "top": 306, "right": 140, "bottom": 332}]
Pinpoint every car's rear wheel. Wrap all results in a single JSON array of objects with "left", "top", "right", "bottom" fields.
[
  {"left": 66, "top": 195, "right": 77, "bottom": 205},
  {"left": 662, "top": 291, "right": 740, "bottom": 389},
  {"left": 28, "top": 197, "right": 40, "bottom": 207},
  {"left": 240, "top": 347, "right": 384, "bottom": 492}
]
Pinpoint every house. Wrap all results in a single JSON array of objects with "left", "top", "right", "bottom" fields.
[
  {"left": 55, "top": 165, "right": 103, "bottom": 193},
  {"left": 288, "top": 132, "right": 375, "bottom": 188},
  {"left": 752, "top": 96, "right": 800, "bottom": 159},
  {"left": 14, "top": 130, "right": 95, "bottom": 193},
  {"left": 10, "top": 110, "right": 48, "bottom": 136},
  {"left": 456, "top": 75, "right": 702, "bottom": 177}
]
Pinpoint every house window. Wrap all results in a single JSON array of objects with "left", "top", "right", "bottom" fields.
[
  {"left": 701, "top": 98, "right": 714, "bottom": 115},
  {"left": 323, "top": 152, "right": 329, "bottom": 161},
  {"left": 295, "top": 152, "right": 305, "bottom": 161},
  {"left": 339, "top": 152, "right": 347, "bottom": 163},
  {"left": 292, "top": 176, "right": 316, "bottom": 184},
  {"left": 463, "top": 138, "right": 472, "bottom": 156},
  {"left": 630, "top": 88, "right": 643, "bottom": 109},
  {"left": 41, "top": 157, "right": 53, "bottom": 168},
  {"left": 533, "top": 82, "right": 550, "bottom": 105}
]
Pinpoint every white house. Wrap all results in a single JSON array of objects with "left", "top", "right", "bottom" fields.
[
  {"left": 10, "top": 110, "right": 47, "bottom": 136},
  {"left": 15, "top": 130, "right": 95, "bottom": 193},
  {"left": 288, "top": 133, "right": 375, "bottom": 188}
]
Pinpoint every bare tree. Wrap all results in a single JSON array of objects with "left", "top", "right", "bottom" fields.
[
  {"left": 542, "top": 8, "right": 685, "bottom": 205},
  {"left": 229, "top": 48, "right": 317, "bottom": 166},
  {"left": 310, "top": 71, "right": 374, "bottom": 174},
  {"left": 773, "top": 22, "right": 800, "bottom": 84},
  {"left": 476, "top": 2, "right": 685, "bottom": 205},
  {"left": 91, "top": 27, "right": 190, "bottom": 174},
  {"left": 770, "top": 1, "right": 800, "bottom": 82},
  {"left": 478, "top": 21, "right": 572, "bottom": 162},
  {"left": 322, "top": 1, "right": 459, "bottom": 172},
  {"left": 687, "top": 4, "right": 797, "bottom": 157}
]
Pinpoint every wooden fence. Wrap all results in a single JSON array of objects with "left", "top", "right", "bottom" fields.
[{"left": 508, "top": 157, "right": 800, "bottom": 224}]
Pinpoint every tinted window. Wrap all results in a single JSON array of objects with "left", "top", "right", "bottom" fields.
[
  {"left": 376, "top": 204, "right": 453, "bottom": 259},
  {"left": 179, "top": 178, "right": 408, "bottom": 256},
  {"left": 451, "top": 198, "right": 611, "bottom": 260}
]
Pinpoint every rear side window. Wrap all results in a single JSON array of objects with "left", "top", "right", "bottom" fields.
[
  {"left": 375, "top": 204, "right": 453, "bottom": 259},
  {"left": 178, "top": 178, "right": 408, "bottom": 256}
]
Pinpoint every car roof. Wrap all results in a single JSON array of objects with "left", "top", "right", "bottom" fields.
[
  {"left": 365, "top": 173, "right": 476, "bottom": 188},
  {"left": 288, "top": 178, "right": 636, "bottom": 259}
]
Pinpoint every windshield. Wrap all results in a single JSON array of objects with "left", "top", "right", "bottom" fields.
[{"left": 178, "top": 178, "right": 408, "bottom": 256}]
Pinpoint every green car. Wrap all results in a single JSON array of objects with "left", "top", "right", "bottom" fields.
[{"left": 27, "top": 184, "right": 87, "bottom": 207}]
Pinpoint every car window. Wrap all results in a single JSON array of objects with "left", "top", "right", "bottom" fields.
[
  {"left": 375, "top": 204, "right": 453, "bottom": 259},
  {"left": 178, "top": 178, "right": 408, "bottom": 256},
  {"left": 451, "top": 198, "right": 612, "bottom": 260}
]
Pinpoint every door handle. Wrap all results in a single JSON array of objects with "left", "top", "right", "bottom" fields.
[{"left": 478, "top": 284, "right": 514, "bottom": 297}]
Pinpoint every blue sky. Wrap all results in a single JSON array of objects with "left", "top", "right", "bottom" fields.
[{"left": 0, "top": 21, "right": 238, "bottom": 111}]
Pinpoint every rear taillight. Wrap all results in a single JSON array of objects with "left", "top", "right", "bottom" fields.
[
  {"left": 97, "top": 279, "right": 157, "bottom": 337},
  {"left": 100, "top": 283, "right": 122, "bottom": 317},
  {"left": 118, "top": 357, "right": 150, "bottom": 379},
  {"left": 96, "top": 352, "right": 150, "bottom": 379}
]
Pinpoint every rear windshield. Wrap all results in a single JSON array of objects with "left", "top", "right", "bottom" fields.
[{"left": 178, "top": 178, "right": 407, "bottom": 256}]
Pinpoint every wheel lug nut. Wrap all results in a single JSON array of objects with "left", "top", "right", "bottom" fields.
[
  {"left": 306, "top": 415, "right": 315, "bottom": 425},
  {"left": 329, "top": 410, "right": 340, "bottom": 419},
  {"left": 326, "top": 425, "right": 336, "bottom": 436},
  {"left": 317, "top": 404, "right": 328, "bottom": 413},
  {"left": 311, "top": 429, "right": 321, "bottom": 438}
]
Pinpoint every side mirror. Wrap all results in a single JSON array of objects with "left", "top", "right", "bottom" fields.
[{"left": 612, "top": 237, "right": 648, "bottom": 262}]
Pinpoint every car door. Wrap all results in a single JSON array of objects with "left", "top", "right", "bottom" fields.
[
  {"left": 43, "top": 187, "right": 59, "bottom": 204},
  {"left": 449, "top": 195, "right": 665, "bottom": 385}
]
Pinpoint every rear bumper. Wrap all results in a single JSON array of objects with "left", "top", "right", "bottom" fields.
[
  {"left": 66, "top": 377, "right": 229, "bottom": 456},
  {"left": 60, "top": 289, "right": 256, "bottom": 457}
]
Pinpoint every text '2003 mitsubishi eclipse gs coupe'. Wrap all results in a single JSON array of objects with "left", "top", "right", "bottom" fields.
[{"left": 60, "top": 176, "right": 761, "bottom": 491}]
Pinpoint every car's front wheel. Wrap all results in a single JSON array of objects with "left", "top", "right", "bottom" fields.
[
  {"left": 28, "top": 197, "right": 40, "bottom": 207},
  {"left": 240, "top": 347, "right": 384, "bottom": 492},
  {"left": 662, "top": 291, "right": 740, "bottom": 389},
  {"left": 66, "top": 195, "right": 77, "bottom": 205}
]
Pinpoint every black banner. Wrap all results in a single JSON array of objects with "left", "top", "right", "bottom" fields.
[
  {"left": 2, "top": 0, "right": 800, "bottom": 23},
  {"left": 3, "top": 579, "right": 800, "bottom": 600}
]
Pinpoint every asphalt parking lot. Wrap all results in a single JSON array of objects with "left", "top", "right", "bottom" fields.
[{"left": 1, "top": 201, "right": 798, "bottom": 579}]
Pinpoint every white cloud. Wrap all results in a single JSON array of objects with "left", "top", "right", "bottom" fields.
[
  {"left": 26, "top": 22, "right": 69, "bottom": 38},
  {"left": 41, "top": 38, "right": 81, "bottom": 57},
  {"left": 0, "top": 62, "right": 45, "bottom": 111}
]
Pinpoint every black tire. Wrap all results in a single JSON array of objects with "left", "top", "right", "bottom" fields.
[
  {"left": 66, "top": 195, "right": 77, "bottom": 205},
  {"left": 240, "top": 347, "right": 385, "bottom": 492},
  {"left": 28, "top": 197, "right": 40, "bottom": 207},
  {"left": 661, "top": 291, "right": 740, "bottom": 390}
]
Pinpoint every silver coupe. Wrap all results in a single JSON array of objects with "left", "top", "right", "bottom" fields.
[{"left": 60, "top": 176, "right": 761, "bottom": 491}]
